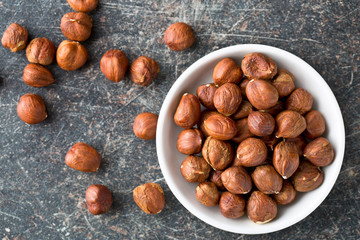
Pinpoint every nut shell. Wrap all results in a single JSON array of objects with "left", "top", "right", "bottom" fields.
[
  {"left": 17, "top": 93, "right": 47, "bottom": 124},
  {"left": 177, "top": 128, "right": 203, "bottom": 155},
  {"left": 60, "top": 12, "right": 93, "bottom": 41},
  {"left": 273, "top": 141, "right": 300, "bottom": 179},
  {"left": 212, "top": 58, "right": 243, "bottom": 86},
  {"left": 133, "top": 112, "right": 158, "bottom": 140},
  {"left": 247, "top": 191, "right": 277, "bottom": 224},
  {"left": 1, "top": 23, "right": 28, "bottom": 52},
  {"left": 219, "top": 192, "right": 246, "bottom": 219},
  {"left": 204, "top": 114, "right": 237, "bottom": 140},
  {"left": 234, "top": 138, "right": 267, "bottom": 167},
  {"left": 286, "top": 88, "right": 313, "bottom": 115},
  {"left": 26, "top": 38, "right": 56, "bottom": 65},
  {"left": 174, "top": 93, "right": 201, "bottom": 129},
  {"left": 303, "top": 137, "right": 334, "bottom": 167},
  {"left": 65, "top": 142, "right": 101, "bottom": 172},
  {"left": 213, "top": 83, "right": 242, "bottom": 116},
  {"left": 180, "top": 155, "right": 211, "bottom": 183},
  {"left": 56, "top": 40, "right": 88, "bottom": 71},
  {"left": 164, "top": 22, "right": 195, "bottom": 51},
  {"left": 221, "top": 166, "right": 252, "bottom": 194},
  {"left": 241, "top": 53, "right": 277, "bottom": 80},
  {"left": 252, "top": 165, "right": 283, "bottom": 194},
  {"left": 272, "top": 180, "right": 296, "bottom": 205},
  {"left": 67, "top": 0, "right": 98, "bottom": 12},
  {"left": 23, "top": 63, "right": 54, "bottom": 87},
  {"left": 231, "top": 118, "right": 254, "bottom": 143},
  {"left": 130, "top": 56, "right": 159, "bottom": 86},
  {"left": 196, "top": 83, "right": 217, "bottom": 110},
  {"left": 133, "top": 183, "right": 165, "bottom": 214},
  {"left": 275, "top": 110, "right": 306, "bottom": 138},
  {"left": 246, "top": 79, "right": 279, "bottom": 110},
  {"left": 304, "top": 110, "right": 326, "bottom": 139},
  {"left": 272, "top": 69, "right": 295, "bottom": 98},
  {"left": 100, "top": 49, "right": 128, "bottom": 82},
  {"left": 85, "top": 185, "right": 112, "bottom": 215},
  {"left": 202, "top": 136, "right": 233, "bottom": 170},
  {"left": 247, "top": 111, "right": 275, "bottom": 137},
  {"left": 195, "top": 182, "right": 220, "bottom": 207},
  {"left": 291, "top": 160, "right": 324, "bottom": 192}
]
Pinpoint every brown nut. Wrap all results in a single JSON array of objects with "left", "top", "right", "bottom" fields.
[
  {"left": 26, "top": 38, "right": 56, "bottom": 65},
  {"left": 291, "top": 160, "right": 324, "bottom": 192},
  {"left": 67, "top": 0, "right": 98, "bottom": 12},
  {"left": 177, "top": 128, "right": 203, "bottom": 155},
  {"left": 23, "top": 63, "right": 54, "bottom": 87},
  {"left": 85, "top": 185, "right": 112, "bottom": 215},
  {"left": 233, "top": 138, "right": 267, "bottom": 167},
  {"left": 174, "top": 93, "right": 201, "bottom": 129},
  {"left": 213, "top": 83, "right": 242, "bottom": 116},
  {"left": 259, "top": 101, "right": 284, "bottom": 116},
  {"left": 196, "top": 83, "right": 217, "bottom": 110},
  {"left": 133, "top": 112, "right": 158, "bottom": 140},
  {"left": 65, "top": 142, "right": 101, "bottom": 172},
  {"left": 202, "top": 136, "right": 233, "bottom": 170},
  {"left": 304, "top": 110, "right": 326, "bottom": 139},
  {"left": 252, "top": 165, "right": 283, "bottom": 194},
  {"left": 198, "top": 110, "right": 219, "bottom": 137},
  {"left": 286, "top": 88, "right": 313, "bottom": 115},
  {"left": 285, "top": 135, "right": 307, "bottom": 156},
  {"left": 56, "top": 40, "right": 87, "bottom": 71},
  {"left": 209, "top": 170, "right": 226, "bottom": 190},
  {"left": 261, "top": 134, "right": 281, "bottom": 152},
  {"left": 247, "top": 111, "right": 275, "bottom": 137},
  {"left": 275, "top": 110, "right": 306, "bottom": 138},
  {"left": 273, "top": 141, "right": 299, "bottom": 179},
  {"left": 231, "top": 118, "right": 254, "bottom": 143},
  {"left": 232, "top": 100, "right": 253, "bottom": 119},
  {"left": 1, "top": 23, "right": 28, "bottom": 52},
  {"left": 130, "top": 56, "right": 159, "bottom": 86},
  {"left": 272, "top": 69, "right": 295, "bottom": 98},
  {"left": 180, "top": 155, "right": 211, "bottom": 183},
  {"left": 303, "top": 137, "right": 334, "bottom": 167},
  {"left": 219, "top": 192, "right": 246, "bottom": 219},
  {"left": 212, "top": 58, "right": 243, "bottom": 86},
  {"left": 100, "top": 49, "right": 128, "bottom": 82},
  {"left": 133, "top": 183, "right": 165, "bottom": 214},
  {"left": 246, "top": 79, "right": 279, "bottom": 110},
  {"left": 272, "top": 180, "right": 296, "bottom": 205},
  {"left": 60, "top": 12, "right": 93, "bottom": 41},
  {"left": 247, "top": 191, "right": 277, "bottom": 224},
  {"left": 164, "top": 22, "right": 195, "bottom": 51},
  {"left": 204, "top": 114, "right": 237, "bottom": 140},
  {"left": 195, "top": 182, "right": 220, "bottom": 207},
  {"left": 241, "top": 53, "right": 277, "bottom": 80},
  {"left": 17, "top": 93, "right": 47, "bottom": 124},
  {"left": 239, "top": 78, "right": 250, "bottom": 97},
  {"left": 221, "top": 166, "right": 252, "bottom": 194}
]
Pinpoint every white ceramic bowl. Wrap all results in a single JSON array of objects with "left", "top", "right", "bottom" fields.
[{"left": 156, "top": 44, "right": 345, "bottom": 234}]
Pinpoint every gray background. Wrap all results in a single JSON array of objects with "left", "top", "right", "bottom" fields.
[{"left": 0, "top": 0, "right": 359, "bottom": 239}]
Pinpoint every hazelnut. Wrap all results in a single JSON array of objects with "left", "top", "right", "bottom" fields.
[
  {"left": 85, "top": 185, "right": 112, "bottom": 215},
  {"left": 133, "top": 183, "right": 165, "bottom": 214},
  {"left": 212, "top": 58, "right": 243, "bottom": 86},
  {"left": 285, "top": 135, "right": 307, "bottom": 156},
  {"left": 100, "top": 49, "right": 128, "bottom": 82},
  {"left": 273, "top": 141, "right": 299, "bottom": 179},
  {"left": 23, "top": 63, "right": 54, "bottom": 87},
  {"left": 67, "top": 0, "right": 98, "bottom": 12},
  {"left": 177, "top": 128, "right": 203, "bottom": 155},
  {"left": 180, "top": 155, "right": 211, "bottom": 183},
  {"left": 304, "top": 110, "right": 326, "bottom": 139},
  {"left": 204, "top": 114, "right": 237, "bottom": 140},
  {"left": 233, "top": 138, "right": 267, "bottom": 167},
  {"left": 272, "top": 180, "right": 296, "bottom": 205},
  {"left": 26, "top": 37, "right": 56, "bottom": 65},
  {"left": 209, "top": 170, "right": 226, "bottom": 190},
  {"left": 17, "top": 93, "right": 47, "bottom": 124},
  {"left": 60, "top": 12, "right": 93, "bottom": 41},
  {"left": 247, "top": 111, "right": 275, "bottom": 137},
  {"left": 261, "top": 134, "right": 280, "bottom": 152},
  {"left": 213, "top": 83, "right": 242, "bottom": 116},
  {"left": 65, "top": 142, "right": 101, "bottom": 172},
  {"left": 130, "top": 56, "right": 159, "bottom": 86},
  {"left": 241, "top": 53, "right": 277, "bottom": 80},
  {"left": 219, "top": 192, "right": 246, "bottom": 219},
  {"left": 56, "top": 40, "right": 88, "bottom": 71},
  {"left": 272, "top": 69, "right": 295, "bottom": 98},
  {"left": 291, "top": 160, "right": 324, "bottom": 192},
  {"left": 232, "top": 100, "right": 253, "bottom": 119},
  {"left": 246, "top": 79, "right": 279, "bottom": 110},
  {"left": 303, "top": 137, "right": 334, "bottom": 167},
  {"left": 221, "top": 166, "right": 252, "bottom": 194},
  {"left": 275, "top": 110, "right": 306, "bottom": 138},
  {"left": 133, "top": 112, "right": 158, "bottom": 140},
  {"left": 202, "top": 136, "right": 233, "bottom": 170},
  {"left": 174, "top": 93, "right": 201, "bottom": 129},
  {"left": 196, "top": 83, "right": 217, "bottom": 110},
  {"left": 195, "top": 182, "right": 220, "bottom": 207},
  {"left": 252, "top": 165, "right": 283, "bottom": 194},
  {"left": 164, "top": 22, "right": 195, "bottom": 51},
  {"left": 247, "top": 191, "right": 277, "bottom": 224},
  {"left": 198, "top": 110, "right": 219, "bottom": 137},
  {"left": 1, "top": 23, "right": 28, "bottom": 52},
  {"left": 259, "top": 101, "right": 284, "bottom": 116},
  {"left": 239, "top": 78, "right": 250, "bottom": 97},
  {"left": 286, "top": 88, "right": 313, "bottom": 115},
  {"left": 231, "top": 118, "right": 254, "bottom": 143}
]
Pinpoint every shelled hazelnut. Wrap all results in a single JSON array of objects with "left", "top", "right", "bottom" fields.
[
  {"left": 195, "top": 182, "right": 220, "bottom": 207},
  {"left": 67, "top": 0, "right": 98, "bottom": 12},
  {"left": 213, "top": 58, "right": 242, "bottom": 86},
  {"left": 133, "top": 183, "right": 165, "bottom": 214},
  {"left": 213, "top": 83, "right": 242, "bottom": 116},
  {"left": 219, "top": 192, "right": 246, "bottom": 219},
  {"left": 23, "top": 63, "right": 54, "bottom": 87},
  {"left": 61, "top": 12, "right": 93, "bottom": 42},
  {"left": 202, "top": 136, "right": 233, "bottom": 170},
  {"left": 246, "top": 79, "right": 279, "bottom": 110},
  {"left": 26, "top": 37, "right": 56, "bottom": 65},
  {"left": 286, "top": 88, "right": 313, "bottom": 115},
  {"left": 85, "top": 185, "right": 112, "bottom": 215},
  {"left": 1, "top": 23, "right": 28, "bottom": 52},
  {"left": 180, "top": 155, "right": 211, "bottom": 183},
  {"left": 164, "top": 22, "right": 195, "bottom": 51},
  {"left": 56, "top": 40, "right": 87, "bottom": 71},
  {"left": 272, "top": 180, "right": 296, "bottom": 205},
  {"left": 247, "top": 191, "right": 277, "bottom": 224},
  {"left": 133, "top": 112, "right": 158, "bottom": 140},
  {"left": 174, "top": 93, "right": 201, "bottom": 129},
  {"left": 272, "top": 69, "right": 295, "bottom": 98},
  {"left": 65, "top": 142, "right": 101, "bottom": 172},
  {"left": 241, "top": 53, "right": 277, "bottom": 80},
  {"left": 303, "top": 137, "right": 334, "bottom": 167},
  {"left": 130, "top": 56, "right": 159, "bottom": 86},
  {"left": 196, "top": 83, "right": 218, "bottom": 110},
  {"left": 17, "top": 93, "right": 47, "bottom": 124},
  {"left": 100, "top": 49, "right": 128, "bottom": 82}
]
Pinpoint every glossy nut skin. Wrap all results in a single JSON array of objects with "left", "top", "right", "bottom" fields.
[
  {"left": 291, "top": 160, "right": 324, "bottom": 192},
  {"left": 198, "top": 110, "right": 219, "bottom": 137},
  {"left": 26, "top": 38, "right": 56, "bottom": 65},
  {"left": 241, "top": 53, "right": 277, "bottom": 80},
  {"left": 273, "top": 141, "right": 299, "bottom": 179},
  {"left": 213, "top": 83, "right": 242, "bottom": 116},
  {"left": 247, "top": 111, "right": 275, "bottom": 137},
  {"left": 212, "top": 58, "right": 243, "bottom": 86},
  {"left": 303, "top": 137, "right": 334, "bottom": 167},
  {"left": 252, "top": 165, "right": 283, "bottom": 194},
  {"left": 195, "top": 182, "right": 220, "bottom": 207},
  {"left": 219, "top": 192, "right": 246, "bottom": 219},
  {"left": 286, "top": 88, "right": 313, "bottom": 115},
  {"left": 177, "top": 129, "right": 203, "bottom": 154},
  {"left": 231, "top": 118, "right": 254, "bottom": 144},
  {"left": 275, "top": 110, "right": 306, "bottom": 138},
  {"left": 232, "top": 100, "right": 253, "bottom": 119},
  {"left": 180, "top": 155, "right": 211, "bottom": 183},
  {"left": 60, "top": 12, "right": 93, "bottom": 41},
  {"left": 65, "top": 142, "right": 101, "bottom": 172},
  {"left": 56, "top": 40, "right": 87, "bottom": 71},
  {"left": 67, "top": 0, "right": 98, "bottom": 12},
  {"left": 202, "top": 136, "right": 233, "bottom": 170},
  {"left": 164, "top": 22, "right": 195, "bottom": 51},
  {"left": 196, "top": 83, "right": 218, "bottom": 110},
  {"left": 100, "top": 49, "right": 128, "bottom": 82},
  {"left": 209, "top": 170, "right": 226, "bottom": 190},
  {"left": 304, "top": 110, "right": 326, "bottom": 139},
  {"left": 133, "top": 112, "right": 158, "bottom": 140},
  {"left": 17, "top": 93, "right": 47, "bottom": 124},
  {"left": 286, "top": 135, "right": 307, "bottom": 156},
  {"left": 130, "top": 56, "right": 159, "bottom": 86},
  {"left": 247, "top": 191, "right": 277, "bottom": 224},
  {"left": 1, "top": 23, "right": 28, "bottom": 52},
  {"left": 85, "top": 185, "right": 112, "bottom": 215},
  {"left": 239, "top": 78, "right": 250, "bottom": 97},
  {"left": 233, "top": 138, "right": 267, "bottom": 167},
  {"left": 272, "top": 69, "right": 295, "bottom": 98},
  {"left": 259, "top": 101, "right": 284, "bottom": 117},
  {"left": 221, "top": 166, "right": 252, "bottom": 194},
  {"left": 204, "top": 114, "right": 237, "bottom": 140},
  {"left": 174, "top": 93, "right": 201, "bottom": 129},
  {"left": 23, "top": 63, "right": 54, "bottom": 87},
  {"left": 272, "top": 180, "right": 296, "bottom": 205},
  {"left": 133, "top": 183, "right": 165, "bottom": 214},
  {"left": 246, "top": 79, "right": 279, "bottom": 110}
]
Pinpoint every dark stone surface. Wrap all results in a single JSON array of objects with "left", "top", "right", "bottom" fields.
[{"left": 0, "top": 0, "right": 359, "bottom": 239}]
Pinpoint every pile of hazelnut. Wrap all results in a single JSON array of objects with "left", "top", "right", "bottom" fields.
[{"left": 174, "top": 53, "right": 334, "bottom": 224}]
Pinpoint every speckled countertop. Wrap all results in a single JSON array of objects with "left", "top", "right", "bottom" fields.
[{"left": 0, "top": 0, "right": 359, "bottom": 239}]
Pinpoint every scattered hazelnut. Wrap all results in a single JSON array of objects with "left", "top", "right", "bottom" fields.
[
  {"left": 272, "top": 180, "right": 296, "bottom": 205},
  {"left": 100, "top": 49, "right": 128, "bottom": 82},
  {"left": 202, "top": 136, "right": 233, "bottom": 170},
  {"left": 56, "top": 40, "right": 88, "bottom": 71},
  {"left": 233, "top": 138, "right": 267, "bottom": 167},
  {"left": 286, "top": 88, "right": 313, "bottom": 115},
  {"left": 246, "top": 79, "right": 279, "bottom": 110},
  {"left": 303, "top": 137, "right": 334, "bottom": 167},
  {"left": 285, "top": 135, "right": 307, "bottom": 156},
  {"left": 304, "top": 110, "right": 326, "bottom": 139},
  {"left": 23, "top": 63, "right": 54, "bottom": 87},
  {"left": 177, "top": 128, "right": 203, "bottom": 155},
  {"left": 130, "top": 56, "right": 159, "bottom": 86},
  {"left": 232, "top": 100, "right": 253, "bottom": 119},
  {"left": 209, "top": 170, "right": 226, "bottom": 191},
  {"left": 67, "top": 0, "right": 98, "bottom": 12},
  {"left": 261, "top": 134, "right": 280, "bottom": 152},
  {"left": 221, "top": 166, "right": 252, "bottom": 194},
  {"left": 164, "top": 22, "right": 195, "bottom": 51},
  {"left": 195, "top": 182, "right": 220, "bottom": 207},
  {"left": 275, "top": 110, "right": 306, "bottom": 138},
  {"left": 65, "top": 142, "right": 101, "bottom": 172},
  {"left": 231, "top": 118, "right": 254, "bottom": 143},
  {"left": 196, "top": 83, "right": 217, "bottom": 110},
  {"left": 204, "top": 114, "right": 237, "bottom": 140},
  {"left": 239, "top": 78, "right": 250, "bottom": 97},
  {"left": 17, "top": 93, "right": 47, "bottom": 124},
  {"left": 174, "top": 93, "right": 201, "bottom": 129},
  {"left": 198, "top": 110, "right": 219, "bottom": 137},
  {"left": 272, "top": 69, "right": 295, "bottom": 98},
  {"left": 241, "top": 53, "right": 277, "bottom": 80},
  {"left": 273, "top": 141, "right": 299, "bottom": 179},
  {"left": 180, "top": 155, "right": 211, "bottom": 183},
  {"left": 85, "top": 184, "right": 112, "bottom": 215},
  {"left": 247, "top": 111, "right": 275, "bottom": 137},
  {"left": 219, "top": 192, "right": 246, "bottom": 219},
  {"left": 247, "top": 191, "right": 277, "bottom": 224},
  {"left": 60, "top": 12, "right": 93, "bottom": 41},
  {"left": 252, "top": 165, "right": 283, "bottom": 194},
  {"left": 291, "top": 160, "right": 324, "bottom": 192},
  {"left": 26, "top": 37, "right": 56, "bottom": 65},
  {"left": 133, "top": 112, "right": 158, "bottom": 140},
  {"left": 212, "top": 58, "right": 243, "bottom": 86},
  {"left": 213, "top": 83, "right": 242, "bottom": 116},
  {"left": 1, "top": 23, "right": 28, "bottom": 52},
  {"left": 259, "top": 101, "right": 284, "bottom": 116},
  {"left": 133, "top": 183, "right": 165, "bottom": 214}
]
